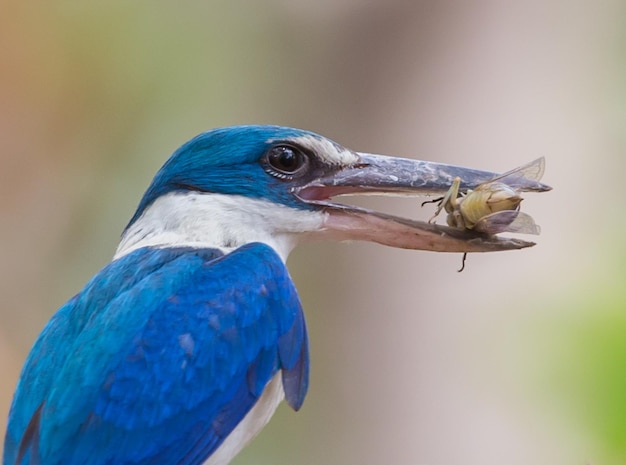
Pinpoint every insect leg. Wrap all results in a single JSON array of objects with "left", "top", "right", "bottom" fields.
[
  {"left": 429, "top": 177, "right": 461, "bottom": 223},
  {"left": 457, "top": 252, "right": 468, "bottom": 272}
]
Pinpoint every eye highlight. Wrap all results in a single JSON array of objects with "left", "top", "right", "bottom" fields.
[{"left": 264, "top": 145, "right": 309, "bottom": 179}]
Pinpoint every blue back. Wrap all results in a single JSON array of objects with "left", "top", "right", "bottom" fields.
[{"left": 4, "top": 243, "right": 309, "bottom": 465}]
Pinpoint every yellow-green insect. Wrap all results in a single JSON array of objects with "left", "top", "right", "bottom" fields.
[{"left": 428, "top": 157, "right": 546, "bottom": 236}]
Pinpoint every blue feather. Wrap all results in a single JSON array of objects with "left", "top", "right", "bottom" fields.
[{"left": 4, "top": 243, "right": 309, "bottom": 465}]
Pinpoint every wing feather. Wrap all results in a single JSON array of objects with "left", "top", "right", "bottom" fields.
[{"left": 4, "top": 243, "right": 308, "bottom": 465}]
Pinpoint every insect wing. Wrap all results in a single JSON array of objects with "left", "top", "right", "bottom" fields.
[
  {"left": 480, "top": 157, "right": 546, "bottom": 192},
  {"left": 473, "top": 210, "right": 541, "bottom": 235}
]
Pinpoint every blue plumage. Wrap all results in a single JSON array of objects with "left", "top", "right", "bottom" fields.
[{"left": 5, "top": 243, "right": 308, "bottom": 465}]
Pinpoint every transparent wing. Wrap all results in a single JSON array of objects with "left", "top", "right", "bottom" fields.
[
  {"left": 473, "top": 210, "right": 541, "bottom": 235},
  {"left": 480, "top": 157, "right": 545, "bottom": 191}
]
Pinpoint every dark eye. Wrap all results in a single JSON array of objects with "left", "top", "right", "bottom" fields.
[{"left": 265, "top": 145, "right": 309, "bottom": 178}]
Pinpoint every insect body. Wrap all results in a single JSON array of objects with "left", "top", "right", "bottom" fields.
[{"left": 428, "top": 157, "right": 546, "bottom": 236}]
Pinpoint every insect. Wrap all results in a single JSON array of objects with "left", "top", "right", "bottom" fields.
[
  {"left": 425, "top": 157, "right": 547, "bottom": 270},
  {"left": 427, "top": 157, "right": 545, "bottom": 235}
]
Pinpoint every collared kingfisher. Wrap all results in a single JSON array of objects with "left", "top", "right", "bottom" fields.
[{"left": 3, "top": 125, "right": 550, "bottom": 465}]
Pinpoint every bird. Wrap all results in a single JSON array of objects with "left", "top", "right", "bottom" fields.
[{"left": 3, "top": 125, "right": 550, "bottom": 465}]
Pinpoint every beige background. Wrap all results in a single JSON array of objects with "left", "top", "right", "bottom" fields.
[{"left": 1, "top": 2, "right": 625, "bottom": 464}]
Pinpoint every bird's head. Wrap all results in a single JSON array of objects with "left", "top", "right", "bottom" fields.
[{"left": 116, "top": 125, "right": 549, "bottom": 260}]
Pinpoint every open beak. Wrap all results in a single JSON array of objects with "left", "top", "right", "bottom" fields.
[{"left": 296, "top": 153, "right": 552, "bottom": 253}]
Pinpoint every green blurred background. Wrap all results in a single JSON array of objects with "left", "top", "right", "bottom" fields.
[{"left": 1, "top": 1, "right": 625, "bottom": 464}]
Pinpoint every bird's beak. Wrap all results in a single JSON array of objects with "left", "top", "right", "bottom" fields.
[{"left": 295, "top": 153, "right": 551, "bottom": 253}]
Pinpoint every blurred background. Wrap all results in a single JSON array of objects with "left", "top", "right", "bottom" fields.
[{"left": 1, "top": 1, "right": 625, "bottom": 464}]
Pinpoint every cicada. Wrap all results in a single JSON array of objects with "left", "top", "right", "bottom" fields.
[{"left": 428, "top": 157, "right": 546, "bottom": 236}]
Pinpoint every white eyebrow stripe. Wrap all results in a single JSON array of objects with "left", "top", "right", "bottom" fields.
[{"left": 281, "top": 135, "right": 359, "bottom": 166}]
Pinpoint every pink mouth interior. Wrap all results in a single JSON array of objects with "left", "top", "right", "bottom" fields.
[{"left": 296, "top": 185, "right": 364, "bottom": 202}]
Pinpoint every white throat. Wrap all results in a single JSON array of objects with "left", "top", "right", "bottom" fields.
[{"left": 115, "top": 192, "right": 326, "bottom": 262}]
